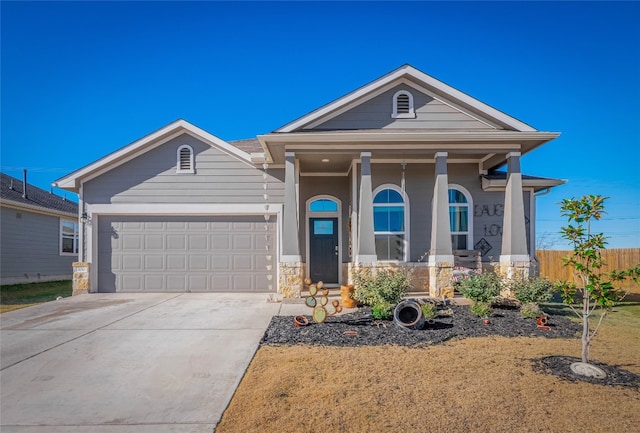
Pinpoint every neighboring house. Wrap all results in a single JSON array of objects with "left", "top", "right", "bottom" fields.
[
  {"left": 1, "top": 172, "right": 79, "bottom": 285},
  {"left": 55, "top": 65, "right": 563, "bottom": 297}
]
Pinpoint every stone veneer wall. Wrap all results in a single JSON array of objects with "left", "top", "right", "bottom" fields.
[
  {"left": 278, "top": 262, "right": 304, "bottom": 298},
  {"left": 72, "top": 262, "right": 90, "bottom": 296},
  {"left": 347, "top": 262, "right": 448, "bottom": 297}
]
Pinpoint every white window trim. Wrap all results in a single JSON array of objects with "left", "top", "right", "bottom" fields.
[
  {"left": 372, "top": 184, "right": 410, "bottom": 262},
  {"left": 391, "top": 90, "right": 416, "bottom": 119},
  {"left": 60, "top": 218, "right": 79, "bottom": 256},
  {"left": 176, "top": 144, "right": 195, "bottom": 174},
  {"left": 305, "top": 195, "right": 342, "bottom": 286},
  {"left": 448, "top": 184, "right": 473, "bottom": 250}
]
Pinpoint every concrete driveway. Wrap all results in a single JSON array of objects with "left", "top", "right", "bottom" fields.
[{"left": 0, "top": 293, "right": 283, "bottom": 433}]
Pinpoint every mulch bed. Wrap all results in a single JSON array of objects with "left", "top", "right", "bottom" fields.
[
  {"left": 261, "top": 300, "right": 640, "bottom": 389},
  {"left": 262, "top": 302, "right": 581, "bottom": 348}
]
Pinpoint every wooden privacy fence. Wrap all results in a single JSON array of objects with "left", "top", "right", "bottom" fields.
[{"left": 536, "top": 249, "right": 640, "bottom": 292}]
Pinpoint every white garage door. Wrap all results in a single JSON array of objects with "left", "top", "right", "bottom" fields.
[{"left": 97, "top": 215, "right": 276, "bottom": 292}]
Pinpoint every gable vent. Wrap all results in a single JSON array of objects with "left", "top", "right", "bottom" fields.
[
  {"left": 176, "top": 145, "right": 195, "bottom": 173},
  {"left": 392, "top": 90, "right": 416, "bottom": 119},
  {"left": 396, "top": 94, "right": 410, "bottom": 113},
  {"left": 179, "top": 147, "right": 191, "bottom": 169}
]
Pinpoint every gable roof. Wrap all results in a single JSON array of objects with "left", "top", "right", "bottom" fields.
[
  {"left": 56, "top": 119, "right": 255, "bottom": 192},
  {"left": 1, "top": 172, "right": 78, "bottom": 217},
  {"left": 275, "top": 64, "right": 537, "bottom": 133}
]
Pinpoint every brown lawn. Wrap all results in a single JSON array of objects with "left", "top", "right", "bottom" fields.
[{"left": 216, "top": 298, "right": 640, "bottom": 433}]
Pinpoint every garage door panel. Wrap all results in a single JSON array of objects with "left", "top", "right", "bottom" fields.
[
  {"left": 145, "top": 275, "right": 164, "bottom": 290},
  {"left": 189, "top": 235, "right": 208, "bottom": 250},
  {"left": 189, "top": 255, "right": 209, "bottom": 270},
  {"left": 166, "top": 235, "right": 185, "bottom": 250},
  {"left": 233, "top": 235, "right": 253, "bottom": 250},
  {"left": 98, "top": 215, "right": 276, "bottom": 292},
  {"left": 145, "top": 234, "right": 164, "bottom": 249},
  {"left": 122, "top": 275, "right": 142, "bottom": 291},
  {"left": 122, "top": 255, "right": 142, "bottom": 270}
]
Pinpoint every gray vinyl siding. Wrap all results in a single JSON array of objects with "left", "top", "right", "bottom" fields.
[
  {"left": 312, "top": 85, "right": 495, "bottom": 131},
  {"left": 83, "top": 134, "right": 284, "bottom": 205},
  {"left": 0, "top": 206, "right": 76, "bottom": 284}
]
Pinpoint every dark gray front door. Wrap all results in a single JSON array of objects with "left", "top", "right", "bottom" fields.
[{"left": 309, "top": 217, "right": 338, "bottom": 284}]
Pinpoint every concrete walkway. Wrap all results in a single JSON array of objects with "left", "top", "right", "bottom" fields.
[{"left": 0, "top": 293, "right": 290, "bottom": 433}]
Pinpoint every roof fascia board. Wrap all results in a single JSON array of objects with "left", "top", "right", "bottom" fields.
[
  {"left": 305, "top": 77, "right": 503, "bottom": 131},
  {"left": 276, "top": 66, "right": 410, "bottom": 133},
  {"left": 406, "top": 66, "right": 537, "bottom": 132},
  {"left": 1, "top": 200, "right": 77, "bottom": 219},
  {"left": 261, "top": 131, "right": 559, "bottom": 144},
  {"left": 56, "top": 120, "right": 254, "bottom": 190},
  {"left": 276, "top": 65, "right": 536, "bottom": 133}
]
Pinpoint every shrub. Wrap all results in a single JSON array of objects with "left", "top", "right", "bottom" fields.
[
  {"left": 457, "top": 272, "right": 502, "bottom": 303},
  {"left": 371, "top": 302, "right": 394, "bottom": 320},
  {"left": 420, "top": 302, "right": 437, "bottom": 319},
  {"left": 353, "top": 267, "right": 410, "bottom": 307},
  {"left": 470, "top": 301, "right": 492, "bottom": 318},
  {"left": 520, "top": 302, "right": 543, "bottom": 319},
  {"left": 511, "top": 277, "right": 554, "bottom": 305}
]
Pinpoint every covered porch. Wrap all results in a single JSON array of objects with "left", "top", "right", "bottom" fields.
[{"left": 257, "top": 130, "right": 561, "bottom": 298}]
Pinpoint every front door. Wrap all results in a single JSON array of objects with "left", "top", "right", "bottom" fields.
[{"left": 309, "top": 217, "right": 339, "bottom": 284}]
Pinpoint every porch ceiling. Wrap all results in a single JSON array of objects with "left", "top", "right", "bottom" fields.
[{"left": 295, "top": 150, "right": 503, "bottom": 173}]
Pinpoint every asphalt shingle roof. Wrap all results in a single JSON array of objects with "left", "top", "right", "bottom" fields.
[{"left": 1, "top": 172, "right": 78, "bottom": 215}]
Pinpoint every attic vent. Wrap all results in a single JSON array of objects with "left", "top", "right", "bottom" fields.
[
  {"left": 392, "top": 90, "right": 416, "bottom": 119},
  {"left": 396, "top": 94, "right": 410, "bottom": 113},
  {"left": 176, "top": 145, "right": 195, "bottom": 174}
]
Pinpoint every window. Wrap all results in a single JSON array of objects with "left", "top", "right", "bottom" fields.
[
  {"left": 60, "top": 219, "right": 79, "bottom": 255},
  {"left": 309, "top": 199, "right": 338, "bottom": 213},
  {"left": 176, "top": 145, "right": 194, "bottom": 173},
  {"left": 392, "top": 90, "right": 416, "bottom": 119},
  {"left": 373, "top": 187, "right": 407, "bottom": 261},
  {"left": 449, "top": 186, "right": 472, "bottom": 250}
]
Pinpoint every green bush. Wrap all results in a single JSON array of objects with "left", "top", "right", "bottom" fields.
[
  {"left": 371, "top": 302, "right": 394, "bottom": 320},
  {"left": 470, "top": 301, "right": 493, "bottom": 318},
  {"left": 352, "top": 267, "right": 410, "bottom": 307},
  {"left": 510, "top": 277, "right": 554, "bottom": 305},
  {"left": 457, "top": 272, "right": 502, "bottom": 303},
  {"left": 420, "top": 302, "right": 437, "bottom": 319},
  {"left": 520, "top": 302, "right": 543, "bottom": 319}
]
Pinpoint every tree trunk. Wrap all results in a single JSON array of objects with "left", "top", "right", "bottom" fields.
[{"left": 582, "top": 296, "right": 590, "bottom": 363}]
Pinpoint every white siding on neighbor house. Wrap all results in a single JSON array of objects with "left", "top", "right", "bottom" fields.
[
  {"left": 83, "top": 134, "right": 284, "bottom": 205},
  {"left": 312, "top": 85, "right": 496, "bottom": 131},
  {"left": 0, "top": 206, "right": 76, "bottom": 284}
]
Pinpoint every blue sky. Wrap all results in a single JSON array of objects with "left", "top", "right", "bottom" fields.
[{"left": 1, "top": 1, "right": 639, "bottom": 249}]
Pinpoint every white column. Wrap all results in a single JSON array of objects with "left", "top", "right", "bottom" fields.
[
  {"left": 428, "top": 152, "right": 454, "bottom": 265},
  {"left": 500, "top": 152, "right": 529, "bottom": 263},
  {"left": 356, "top": 152, "right": 377, "bottom": 263},
  {"left": 281, "top": 152, "right": 301, "bottom": 262}
]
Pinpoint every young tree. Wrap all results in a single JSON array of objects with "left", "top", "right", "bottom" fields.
[{"left": 556, "top": 195, "right": 640, "bottom": 365}]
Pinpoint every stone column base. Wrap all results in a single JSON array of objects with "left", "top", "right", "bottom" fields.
[
  {"left": 497, "top": 260, "right": 531, "bottom": 297},
  {"left": 278, "top": 262, "right": 304, "bottom": 298},
  {"left": 72, "top": 262, "right": 91, "bottom": 296},
  {"left": 428, "top": 262, "right": 454, "bottom": 298}
]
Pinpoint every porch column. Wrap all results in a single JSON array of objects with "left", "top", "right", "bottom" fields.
[
  {"left": 428, "top": 152, "right": 454, "bottom": 297},
  {"left": 279, "top": 151, "right": 303, "bottom": 298},
  {"left": 356, "top": 152, "right": 377, "bottom": 263},
  {"left": 499, "top": 152, "right": 530, "bottom": 284}
]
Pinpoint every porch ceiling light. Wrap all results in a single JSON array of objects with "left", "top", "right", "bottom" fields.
[{"left": 321, "top": 158, "right": 330, "bottom": 163}]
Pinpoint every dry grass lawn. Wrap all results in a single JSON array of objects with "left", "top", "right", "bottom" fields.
[{"left": 217, "top": 298, "right": 640, "bottom": 433}]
